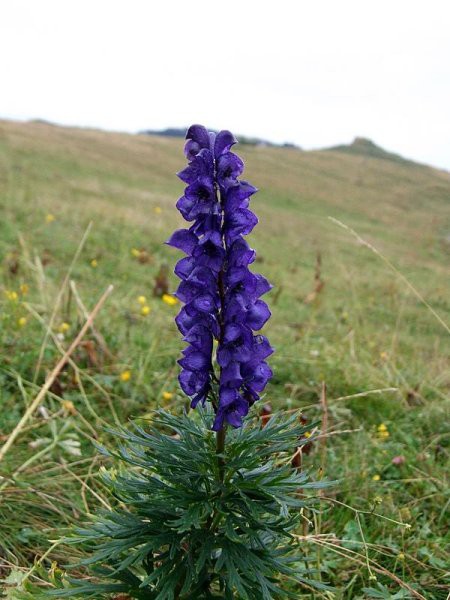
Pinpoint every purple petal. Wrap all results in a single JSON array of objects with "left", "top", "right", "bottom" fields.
[
  {"left": 214, "top": 130, "right": 237, "bottom": 157},
  {"left": 228, "top": 238, "right": 256, "bottom": 268},
  {"left": 246, "top": 300, "right": 271, "bottom": 330},
  {"left": 232, "top": 344, "right": 252, "bottom": 364},
  {"left": 244, "top": 361, "right": 273, "bottom": 393},
  {"left": 178, "top": 349, "right": 210, "bottom": 371},
  {"left": 199, "top": 230, "right": 223, "bottom": 248},
  {"left": 166, "top": 229, "right": 198, "bottom": 254},
  {"left": 225, "top": 267, "right": 257, "bottom": 290},
  {"left": 252, "top": 335, "right": 274, "bottom": 361},
  {"left": 179, "top": 368, "right": 208, "bottom": 395},
  {"left": 224, "top": 209, "right": 258, "bottom": 242},
  {"left": 177, "top": 149, "right": 214, "bottom": 183},
  {"left": 191, "top": 213, "right": 221, "bottom": 237},
  {"left": 223, "top": 323, "right": 242, "bottom": 343},
  {"left": 217, "top": 345, "right": 232, "bottom": 367},
  {"left": 175, "top": 305, "right": 219, "bottom": 337},
  {"left": 174, "top": 256, "right": 195, "bottom": 280},
  {"left": 225, "top": 181, "right": 257, "bottom": 211},
  {"left": 212, "top": 410, "right": 226, "bottom": 432},
  {"left": 187, "top": 266, "right": 217, "bottom": 289},
  {"left": 176, "top": 196, "right": 196, "bottom": 221},
  {"left": 255, "top": 274, "right": 273, "bottom": 297},
  {"left": 185, "top": 178, "right": 215, "bottom": 203},
  {"left": 226, "top": 411, "right": 244, "bottom": 428},
  {"left": 212, "top": 393, "right": 250, "bottom": 431},
  {"left": 220, "top": 362, "right": 243, "bottom": 387},
  {"left": 184, "top": 140, "right": 202, "bottom": 162},
  {"left": 219, "top": 386, "right": 239, "bottom": 407},
  {"left": 194, "top": 247, "right": 224, "bottom": 272},
  {"left": 183, "top": 324, "right": 213, "bottom": 353},
  {"left": 186, "top": 124, "right": 210, "bottom": 148},
  {"left": 217, "top": 152, "right": 244, "bottom": 183},
  {"left": 175, "top": 305, "right": 198, "bottom": 335},
  {"left": 176, "top": 280, "right": 202, "bottom": 303},
  {"left": 190, "top": 389, "right": 209, "bottom": 408},
  {"left": 223, "top": 295, "right": 248, "bottom": 322},
  {"left": 183, "top": 126, "right": 214, "bottom": 161},
  {"left": 192, "top": 294, "right": 217, "bottom": 313}
]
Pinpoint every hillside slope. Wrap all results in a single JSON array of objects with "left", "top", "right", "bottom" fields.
[{"left": 1, "top": 115, "right": 449, "bottom": 408}]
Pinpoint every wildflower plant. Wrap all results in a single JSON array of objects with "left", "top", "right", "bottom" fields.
[{"left": 51, "top": 126, "right": 329, "bottom": 599}]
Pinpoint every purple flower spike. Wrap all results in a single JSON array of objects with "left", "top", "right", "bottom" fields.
[{"left": 168, "top": 125, "right": 273, "bottom": 430}]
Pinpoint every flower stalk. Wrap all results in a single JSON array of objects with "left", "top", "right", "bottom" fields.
[
  {"left": 216, "top": 425, "right": 226, "bottom": 483},
  {"left": 167, "top": 125, "right": 274, "bottom": 432}
]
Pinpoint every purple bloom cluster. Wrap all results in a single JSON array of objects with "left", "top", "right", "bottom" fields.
[{"left": 167, "top": 125, "right": 273, "bottom": 431}]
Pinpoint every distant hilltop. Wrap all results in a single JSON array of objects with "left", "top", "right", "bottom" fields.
[
  {"left": 24, "top": 119, "right": 426, "bottom": 167},
  {"left": 139, "top": 127, "right": 301, "bottom": 150},
  {"left": 324, "top": 136, "right": 415, "bottom": 165},
  {"left": 140, "top": 129, "right": 420, "bottom": 166}
]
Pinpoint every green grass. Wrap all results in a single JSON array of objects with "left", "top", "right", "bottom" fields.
[{"left": 0, "top": 119, "right": 449, "bottom": 598}]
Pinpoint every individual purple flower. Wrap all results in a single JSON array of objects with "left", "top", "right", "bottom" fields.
[{"left": 168, "top": 124, "right": 273, "bottom": 430}]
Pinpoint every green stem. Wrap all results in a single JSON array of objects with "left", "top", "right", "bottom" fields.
[{"left": 216, "top": 426, "right": 226, "bottom": 483}]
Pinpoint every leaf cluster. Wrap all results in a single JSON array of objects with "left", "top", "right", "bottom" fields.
[{"left": 50, "top": 409, "right": 330, "bottom": 599}]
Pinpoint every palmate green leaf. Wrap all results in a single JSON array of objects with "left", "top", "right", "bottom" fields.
[{"left": 49, "top": 408, "right": 333, "bottom": 598}]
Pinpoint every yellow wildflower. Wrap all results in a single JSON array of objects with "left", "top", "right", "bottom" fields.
[
  {"left": 304, "top": 431, "right": 312, "bottom": 438},
  {"left": 5, "top": 290, "right": 18, "bottom": 301},
  {"left": 58, "top": 322, "right": 70, "bottom": 333},
  {"left": 45, "top": 214, "right": 55, "bottom": 223},
  {"left": 120, "top": 370, "right": 131, "bottom": 382},
  {"left": 20, "top": 283, "right": 29, "bottom": 295},
  {"left": 141, "top": 305, "right": 151, "bottom": 316},
  {"left": 162, "top": 391, "right": 173, "bottom": 401},
  {"left": 137, "top": 295, "right": 147, "bottom": 305},
  {"left": 90, "top": 259, "right": 98, "bottom": 268},
  {"left": 374, "top": 495, "right": 383, "bottom": 504},
  {"left": 162, "top": 294, "right": 178, "bottom": 306},
  {"left": 154, "top": 206, "right": 162, "bottom": 214},
  {"left": 398, "top": 552, "right": 405, "bottom": 561},
  {"left": 131, "top": 248, "right": 141, "bottom": 257},
  {"left": 380, "top": 351, "right": 389, "bottom": 361},
  {"left": 376, "top": 423, "right": 390, "bottom": 440},
  {"left": 372, "top": 474, "right": 381, "bottom": 481},
  {"left": 18, "top": 316, "right": 27, "bottom": 327}
]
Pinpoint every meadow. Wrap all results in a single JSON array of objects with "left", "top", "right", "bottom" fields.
[{"left": 0, "top": 119, "right": 449, "bottom": 598}]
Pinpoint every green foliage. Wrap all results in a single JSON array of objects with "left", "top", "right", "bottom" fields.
[{"left": 50, "top": 410, "right": 330, "bottom": 599}]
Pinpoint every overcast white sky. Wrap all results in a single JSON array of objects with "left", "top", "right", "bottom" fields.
[{"left": 1, "top": 0, "right": 449, "bottom": 170}]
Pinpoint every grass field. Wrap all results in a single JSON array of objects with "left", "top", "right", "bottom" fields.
[{"left": 0, "top": 119, "right": 449, "bottom": 598}]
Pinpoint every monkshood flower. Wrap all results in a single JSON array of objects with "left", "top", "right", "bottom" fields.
[{"left": 167, "top": 125, "right": 273, "bottom": 430}]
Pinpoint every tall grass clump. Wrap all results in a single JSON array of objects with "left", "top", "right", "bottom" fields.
[{"left": 49, "top": 125, "right": 330, "bottom": 598}]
